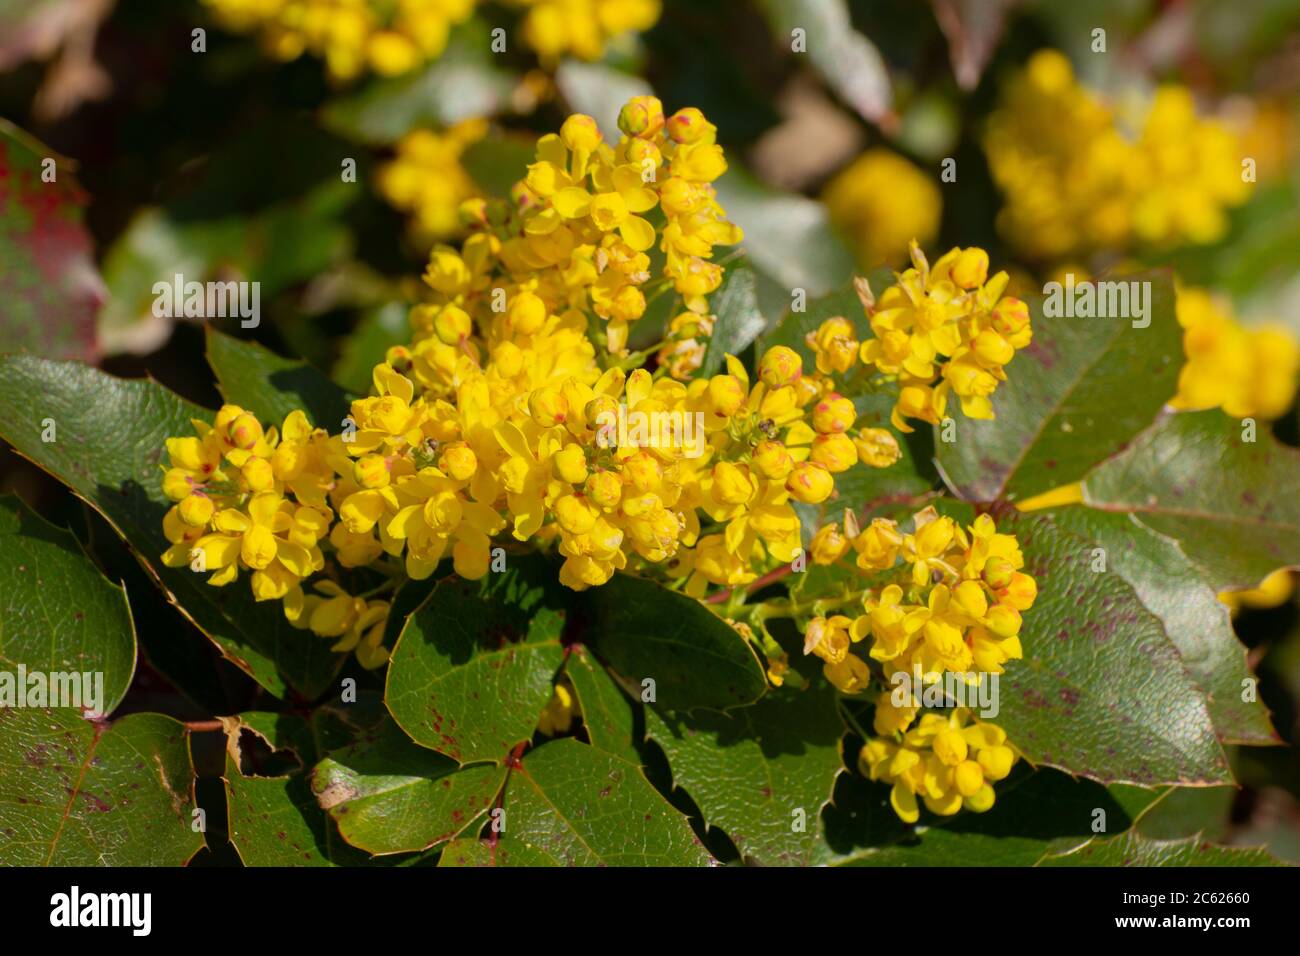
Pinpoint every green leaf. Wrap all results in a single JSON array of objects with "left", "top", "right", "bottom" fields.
[
  {"left": 1039, "top": 831, "right": 1286, "bottom": 866},
  {"left": 205, "top": 327, "right": 354, "bottom": 430},
  {"left": 0, "top": 495, "right": 136, "bottom": 715},
  {"left": 1082, "top": 409, "right": 1300, "bottom": 591},
  {"left": 222, "top": 708, "right": 380, "bottom": 866},
  {"left": 0, "top": 356, "right": 342, "bottom": 698},
  {"left": 384, "top": 554, "right": 567, "bottom": 763},
  {"left": 583, "top": 572, "right": 768, "bottom": 712},
  {"left": 755, "top": 0, "right": 892, "bottom": 123},
  {"left": 98, "top": 183, "right": 356, "bottom": 356},
  {"left": 321, "top": 22, "right": 515, "bottom": 144},
  {"left": 993, "top": 510, "right": 1231, "bottom": 785},
  {"left": 0, "top": 120, "right": 102, "bottom": 362},
  {"left": 563, "top": 646, "right": 640, "bottom": 764},
  {"left": 310, "top": 717, "right": 506, "bottom": 856},
  {"left": 645, "top": 668, "right": 845, "bottom": 865},
  {"left": 700, "top": 259, "right": 767, "bottom": 376},
  {"left": 815, "top": 767, "right": 1162, "bottom": 866},
  {"left": 716, "top": 165, "right": 855, "bottom": 299},
  {"left": 1047, "top": 504, "right": 1276, "bottom": 745},
  {"left": 439, "top": 738, "right": 712, "bottom": 866},
  {"left": 936, "top": 271, "right": 1182, "bottom": 502},
  {"left": 0, "top": 708, "right": 202, "bottom": 865}
]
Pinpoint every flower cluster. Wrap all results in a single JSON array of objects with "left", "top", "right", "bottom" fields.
[
  {"left": 498, "top": 96, "right": 741, "bottom": 366},
  {"left": 159, "top": 405, "right": 393, "bottom": 667},
  {"left": 203, "top": 0, "right": 476, "bottom": 80},
  {"left": 511, "top": 0, "right": 661, "bottom": 63},
  {"left": 159, "top": 99, "right": 888, "bottom": 667},
  {"left": 801, "top": 508, "right": 1035, "bottom": 820},
  {"left": 804, "top": 508, "right": 1036, "bottom": 697},
  {"left": 822, "top": 148, "right": 942, "bottom": 270},
  {"left": 206, "top": 0, "right": 663, "bottom": 78},
  {"left": 807, "top": 242, "right": 1033, "bottom": 430},
  {"left": 985, "top": 50, "right": 1252, "bottom": 260},
  {"left": 377, "top": 119, "right": 487, "bottom": 243},
  {"left": 858, "top": 709, "right": 1019, "bottom": 822},
  {"left": 1171, "top": 286, "right": 1299, "bottom": 420}
]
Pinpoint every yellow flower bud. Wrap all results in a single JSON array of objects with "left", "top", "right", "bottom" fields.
[
  {"left": 984, "top": 603, "right": 1022, "bottom": 638},
  {"left": 241, "top": 456, "right": 275, "bottom": 493},
  {"left": 434, "top": 304, "right": 472, "bottom": 345},
  {"left": 666, "top": 107, "right": 709, "bottom": 144},
  {"left": 977, "top": 744, "right": 1016, "bottom": 781},
  {"left": 786, "top": 462, "right": 834, "bottom": 503},
  {"left": 933, "top": 729, "right": 969, "bottom": 766},
  {"left": 810, "top": 434, "right": 857, "bottom": 473},
  {"left": 953, "top": 579, "right": 989, "bottom": 618},
  {"left": 555, "top": 494, "right": 598, "bottom": 534},
  {"left": 706, "top": 374, "right": 747, "bottom": 416},
  {"left": 999, "top": 571, "right": 1038, "bottom": 610},
  {"left": 973, "top": 329, "right": 1014, "bottom": 367},
  {"left": 560, "top": 113, "right": 602, "bottom": 152},
  {"left": 618, "top": 96, "right": 665, "bottom": 137},
  {"left": 228, "top": 413, "right": 263, "bottom": 451},
  {"left": 752, "top": 440, "right": 794, "bottom": 480},
  {"left": 178, "top": 493, "right": 214, "bottom": 527},
  {"left": 438, "top": 442, "right": 478, "bottom": 481},
  {"left": 951, "top": 248, "right": 989, "bottom": 288},
  {"left": 621, "top": 452, "right": 661, "bottom": 492},
  {"left": 812, "top": 393, "right": 856, "bottom": 434},
  {"left": 354, "top": 454, "right": 391, "bottom": 489},
  {"left": 162, "top": 467, "right": 194, "bottom": 501},
  {"left": 528, "top": 386, "right": 569, "bottom": 427},
  {"left": 954, "top": 759, "right": 985, "bottom": 796},
  {"left": 585, "top": 470, "right": 623, "bottom": 509},
  {"left": 981, "top": 555, "right": 1014, "bottom": 590},
  {"left": 759, "top": 346, "right": 803, "bottom": 387},
  {"left": 553, "top": 444, "right": 589, "bottom": 485},
  {"left": 712, "top": 461, "right": 753, "bottom": 505},
  {"left": 508, "top": 290, "right": 548, "bottom": 335}
]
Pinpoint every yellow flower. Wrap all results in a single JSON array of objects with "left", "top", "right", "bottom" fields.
[{"left": 823, "top": 149, "right": 942, "bottom": 269}]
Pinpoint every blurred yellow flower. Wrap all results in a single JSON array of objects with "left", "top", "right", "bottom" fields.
[
  {"left": 1171, "top": 287, "right": 1299, "bottom": 420},
  {"left": 377, "top": 119, "right": 488, "bottom": 243},
  {"left": 822, "top": 149, "right": 941, "bottom": 270}
]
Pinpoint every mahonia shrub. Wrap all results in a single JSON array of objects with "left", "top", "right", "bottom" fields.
[{"left": 1, "top": 89, "right": 1296, "bottom": 870}]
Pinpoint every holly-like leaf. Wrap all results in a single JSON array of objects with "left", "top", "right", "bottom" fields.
[
  {"left": 205, "top": 327, "right": 354, "bottom": 431},
  {"left": 645, "top": 669, "right": 845, "bottom": 865},
  {"left": 583, "top": 571, "right": 768, "bottom": 712},
  {"left": 700, "top": 258, "right": 766, "bottom": 376},
  {"left": 0, "top": 708, "right": 202, "bottom": 865},
  {"left": 0, "top": 495, "right": 136, "bottom": 716},
  {"left": 310, "top": 716, "right": 505, "bottom": 856},
  {"left": 563, "top": 646, "right": 640, "bottom": 764},
  {"left": 936, "top": 271, "right": 1182, "bottom": 503},
  {"left": 221, "top": 709, "right": 379, "bottom": 867},
  {"left": 1039, "top": 831, "right": 1286, "bottom": 867},
  {"left": 0, "top": 120, "right": 103, "bottom": 362},
  {"left": 1047, "top": 505, "right": 1276, "bottom": 745},
  {"left": 756, "top": 0, "right": 892, "bottom": 123},
  {"left": 994, "top": 510, "right": 1232, "bottom": 786},
  {"left": 0, "top": 356, "right": 343, "bottom": 698},
  {"left": 814, "top": 767, "right": 1162, "bottom": 866},
  {"left": 1082, "top": 409, "right": 1300, "bottom": 591},
  {"left": 385, "top": 554, "right": 567, "bottom": 763},
  {"left": 439, "top": 738, "right": 712, "bottom": 867}
]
